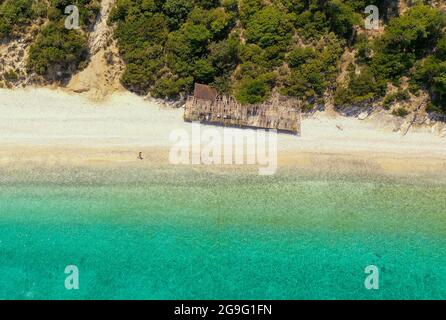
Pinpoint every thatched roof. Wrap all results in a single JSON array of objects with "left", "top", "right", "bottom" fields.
[{"left": 193, "top": 83, "right": 218, "bottom": 101}]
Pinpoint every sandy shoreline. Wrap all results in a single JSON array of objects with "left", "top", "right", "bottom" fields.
[{"left": 0, "top": 87, "right": 445, "bottom": 175}]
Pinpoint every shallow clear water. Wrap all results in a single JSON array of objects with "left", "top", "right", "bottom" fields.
[{"left": 0, "top": 167, "right": 445, "bottom": 299}]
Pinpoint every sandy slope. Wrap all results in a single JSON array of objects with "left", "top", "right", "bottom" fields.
[
  {"left": 67, "top": 0, "right": 124, "bottom": 100},
  {"left": 0, "top": 88, "right": 445, "bottom": 174}
]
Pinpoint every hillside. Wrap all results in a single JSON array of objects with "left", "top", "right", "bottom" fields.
[{"left": 0, "top": 0, "right": 445, "bottom": 121}]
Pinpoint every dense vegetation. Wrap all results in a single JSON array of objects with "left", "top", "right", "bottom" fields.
[
  {"left": 107, "top": 1, "right": 371, "bottom": 103},
  {"left": 27, "top": 0, "right": 100, "bottom": 80},
  {"left": 0, "top": 0, "right": 46, "bottom": 39},
  {"left": 108, "top": 0, "right": 371, "bottom": 104},
  {"left": 335, "top": 3, "right": 446, "bottom": 112},
  {"left": 411, "top": 32, "right": 446, "bottom": 113},
  {"left": 2, "top": 0, "right": 446, "bottom": 114},
  {"left": 108, "top": 0, "right": 446, "bottom": 114}
]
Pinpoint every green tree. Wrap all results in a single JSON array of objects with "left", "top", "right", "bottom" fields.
[
  {"left": 246, "top": 6, "right": 293, "bottom": 51},
  {"left": 0, "top": 0, "right": 43, "bottom": 39},
  {"left": 235, "top": 77, "right": 270, "bottom": 104},
  {"left": 27, "top": 21, "right": 88, "bottom": 78},
  {"left": 162, "top": 0, "right": 193, "bottom": 30}
]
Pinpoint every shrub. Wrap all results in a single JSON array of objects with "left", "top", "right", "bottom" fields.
[
  {"left": 392, "top": 107, "right": 409, "bottom": 117},
  {"left": 0, "top": 0, "right": 44, "bottom": 39},
  {"left": 245, "top": 7, "right": 293, "bottom": 51},
  {"left": 286, "top": 47, "right": 316, "bottom": 68},
  {"left": 284, "top": 34, "right": 344, "bottom": 102},
  {"left": 26, "top": 0, "right": 100, "bottom": 80},
  {"left": 411, "top": 34, "right": 446, "bottom": 113},
  {"left": 27, "top": 21, "right": 88, "bottom": 78},
  {"left": 383, "top": 90, "right": 410, "bottom": 110},
  {"left": 3, "top": 69, "right": 19, "bottom": 82},
  {"left": 235, "top": 77, "right": 270, "bottom": 104}
]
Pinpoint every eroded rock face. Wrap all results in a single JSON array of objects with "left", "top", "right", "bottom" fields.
[
  {"left": 89, "top": 0, "right": 115, "bottom": 55},
  {"left": 67, "top": 46, "right": 124, "bottom": 100},
  {"left": 431, "top": 122, "right": 446, "bottom": 137},
  {"left": 66, "top": 0, "right": 124, "bottom": 100}
]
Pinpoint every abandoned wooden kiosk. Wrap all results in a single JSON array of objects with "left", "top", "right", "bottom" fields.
[{"left": 184, "top": 84, "right": 302, "bottom": 135}]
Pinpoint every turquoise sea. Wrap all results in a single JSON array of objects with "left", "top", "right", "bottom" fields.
[{"left": 0, "top": 166, "right": 445, "bottom": 299}]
